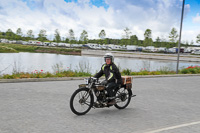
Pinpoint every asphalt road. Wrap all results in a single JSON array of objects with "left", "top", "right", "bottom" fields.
[{"left": 0, "top": 76, "right": 200, "bottom": 133}]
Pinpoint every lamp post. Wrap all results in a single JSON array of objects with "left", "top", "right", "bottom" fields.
[{"left": 176, "top": 0, "right": 185, "bottom": 74}]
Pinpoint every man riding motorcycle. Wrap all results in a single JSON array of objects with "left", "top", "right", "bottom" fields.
[{"left": 94, "top": 53, "right": 122, "bottom": 105}]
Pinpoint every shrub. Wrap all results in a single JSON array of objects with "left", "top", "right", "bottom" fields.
[
  {"left": 19, "top": 73, "right": 30, "bottom": 78},
  {"left": 2, "top": 74, "right": 14, "bottom": 79},
  {"left": 1, "top": 65, "right": 200, "bottom": 79},
  {"left": 122, "top": 69, "right": 132, "bottom": 75},
  {"left": 150, "top": 71, "right": 161, "bottom": 75},
  {"left": 130, "top": 72, "right": 137, "bottom": 75},
  {"left": 138, "top": 70, "right": 149, "bottom": 75},
  {"left": 180, "top": 65, "right": 200, "bottom": 74}
]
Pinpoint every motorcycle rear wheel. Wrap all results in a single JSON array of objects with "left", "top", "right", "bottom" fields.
[
  {"left": 114, "top": 88, "right": 132, "bottom": 109},
  {"left": 70, "top": 88, "right": 94, "bottom": 115}
]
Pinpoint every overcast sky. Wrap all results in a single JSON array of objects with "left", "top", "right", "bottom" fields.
[{"left": 0, "top": 0, "right": 200, "bottom": 44}]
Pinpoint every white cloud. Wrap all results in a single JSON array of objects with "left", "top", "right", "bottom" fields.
[
  {"left": 0, "top": 0, "right": 196, "bottom": 43},
  {"left": 193, "top": 13, "right": 200, "bottom": 23},
  {"left": 182, "top": 30, "right": 199, "bottom": 43}
]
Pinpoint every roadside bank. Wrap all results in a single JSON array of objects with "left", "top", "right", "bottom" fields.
[
  {"left": 0, "top": 43, "right": 81, "bottom": 55},
  {"left": 82, "top": 49, "right": 200, "bottom": 62},
  {"left": 1, "top": 74, "right": 200, "bottom": 83}
]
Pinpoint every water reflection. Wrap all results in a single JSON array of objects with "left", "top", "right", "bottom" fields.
[{"left": 0, "top": 52, "right": 200, "bottom": 75}]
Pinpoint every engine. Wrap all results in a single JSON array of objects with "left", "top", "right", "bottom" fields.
[{"left": 95, "top": 90, "right": 107, "bottom": 102}]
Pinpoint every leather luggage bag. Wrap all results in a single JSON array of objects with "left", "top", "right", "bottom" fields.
[{"left": 122, "top": 76, "right": 133, "bottom": 89}]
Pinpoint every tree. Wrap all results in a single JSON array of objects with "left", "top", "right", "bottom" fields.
[
  {"left": 121, "top": 27, "right": 132, "bottom": 45},
  {"left": 54, "top": 29, "right": 61, "bottom": 43},
  {"left": 156, "top": 37, "right": 161, "bottom": 42},
  {"left": 0, "top": 31, "right": 3, "bottom": 39},
  {"left": 122, "top": 27, "right": 132, "bottom": 39},
  {"left": 80, "top": 30, "right": 88, "bottom": 44},
  {"left": 16, "top": 28, "right": 23, "bottom": 36},
  {"left": 196, "top": 34, "right": 200, "bottom": 44},
  {"left": 169, "top": 27, "right": 178, "bottom": 43},
  {"left": 155, "top": 37, "right": 161, "bottom": 47},
  {"left": 5, "top": 29, "right": 15, "bottom": 40},
  {"left": 143, "top": 29, "right": 153, "bottom": 47},
  {"left": 38, "top": 29, "right": 47, "bottom": 42},
  {"left": 190, "top": 40, "right": 194, "bottom": 45},
  {"left": 68, "top": 29, "right": 75, "bottom": 43},
  {"left": 143, "top": 38, "right": 153, "bottom": 47},
  {"left": 98, "top": 30, "right": 106, "bottom": 44},
  {"left": 130, "top": 35, "right": 138, "bottom": 45},
  {"left": 185, "top": 40, "right": 189, "bottom": 46},
  {"left": 99, "top": 29, "right": 106, "bottom": 39},
  {"left": 104, "top": 38, "right": 110, "bottom": 44},
  {"left": 0, "top": 31, "right": 6, "bottom": 39},
  {"left": 27, "top": 30, "right": 34, "bottom": 39},
  {"left": 144, "top": 29, "right": 152, "bottom": 39},
  {"left": 65, "top": 38, "right": 69, "bottom": 43}
]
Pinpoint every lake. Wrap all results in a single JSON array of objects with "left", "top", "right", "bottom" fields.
[{"left": 0, "top": 52, "right": 200, "bottom": 75}]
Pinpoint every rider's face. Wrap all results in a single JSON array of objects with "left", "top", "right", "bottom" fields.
[{"left": 105, "top": 58, "right": 111, "bottom": 65}]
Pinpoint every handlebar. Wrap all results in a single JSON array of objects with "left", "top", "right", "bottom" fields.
[{"left": 85, "top": 77, "right": 99, "bottom": 84}]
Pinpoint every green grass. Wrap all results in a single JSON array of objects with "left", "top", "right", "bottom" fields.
[
  {"left": 0, "top": 46, "right": 18, "bottom": 53},
  {"left": 0, "top": 62, "right": 92, "bottom": 79},
  {"left": 1, "top": 66, "right": 200, "bottom": 79},
  {"left": 0, "top": 43, "right": 81, "bottom": 55},
  {"left": 121, "top": 65, "right": 200, "bottom": 76},
  {"left": 0, "top": 70, "right": 92, "bottom": 79},
  {"left": 121, "top": 70, "right": 176, "bottom": 76}
]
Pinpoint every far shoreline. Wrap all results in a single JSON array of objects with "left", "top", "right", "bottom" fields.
[
  {"left": 1, "top": 43, "right": 200, "bottom": 62},
  {"left": 81, "top": 49, "right": 200, "bottom": 62},
  {"left": 0, "top": 43, "right": 81, "bottom": 55}
]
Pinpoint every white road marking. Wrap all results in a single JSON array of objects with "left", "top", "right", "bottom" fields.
[{"left": 146, "top": 121, "right": 200, "bottom": 133}]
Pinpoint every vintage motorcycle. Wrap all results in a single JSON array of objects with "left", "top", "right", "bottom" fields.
[{"left": 70, "top": 77, "right": 136, "bottom": 115}]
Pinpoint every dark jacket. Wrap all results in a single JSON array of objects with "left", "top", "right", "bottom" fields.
[{"left": 94, "top": 63, "right": 122, "bottom": 85}]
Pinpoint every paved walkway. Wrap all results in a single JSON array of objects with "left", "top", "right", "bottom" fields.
[{"left": 0, "top": 76, "right": 200, "bottom": 133}]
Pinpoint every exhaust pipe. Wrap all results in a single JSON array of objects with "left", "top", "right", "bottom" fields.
[{"left": 132, "top": 95, "right": 136, "bottom": 97}]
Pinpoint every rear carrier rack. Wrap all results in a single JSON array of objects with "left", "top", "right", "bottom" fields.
[{"left": 122, "top": 76, "right": 133, "bottom": 89}]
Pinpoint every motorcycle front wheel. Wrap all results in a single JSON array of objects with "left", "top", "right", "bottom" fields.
[
  {"left": 70, "top": 88, "right": 94, "bottom": 115},
  {"left": 114, "top": 87, "right": 132, "bottom": 109}
]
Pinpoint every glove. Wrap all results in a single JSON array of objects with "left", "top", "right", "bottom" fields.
[{"left": 101, "top": 80, "right": 107, "bottom": 86}]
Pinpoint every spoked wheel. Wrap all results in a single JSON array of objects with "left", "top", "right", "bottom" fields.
[
  {"left": 70, "top": 88, "right": 94, "bottom": 115},
  {"left": 114, "top": 88, "right": 132, "bottom": 109}
]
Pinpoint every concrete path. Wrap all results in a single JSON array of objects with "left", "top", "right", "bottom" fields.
[{"left": 0, "top": 76, "right": 200, "bottom": 133}]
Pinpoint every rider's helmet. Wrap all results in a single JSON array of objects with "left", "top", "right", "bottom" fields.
[{"left": 104, "top": 53, "right": 114, "bottom": 63}]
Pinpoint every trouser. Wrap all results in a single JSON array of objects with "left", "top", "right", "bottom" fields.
[{"left": 106, "top": 82, "right": 118, "bottom": 97}]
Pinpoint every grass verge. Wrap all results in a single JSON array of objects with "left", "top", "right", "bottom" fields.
[
  {"left": 0, "top": 65, "right": 200, "bottom": 79},
  {"left": 0, "top": 70, "right": 92, "bottom": 79},
  {"left": 0, "top": 43, "right": 81, "bottom": 55},
  {"left": 121, "top": 65, "right": 200, "bottom": 75}
]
